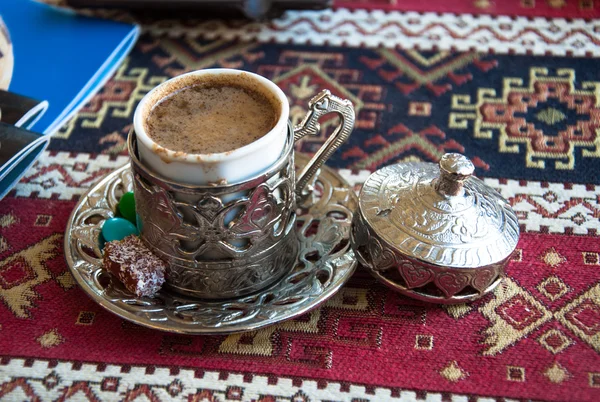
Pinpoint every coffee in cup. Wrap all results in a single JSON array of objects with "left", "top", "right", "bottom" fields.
[
  {"left": 145, "top": 81, "right": 281, "bottom": 155},
  {"left": 134, "top": 69, "right": 289, "bottom": 185}
]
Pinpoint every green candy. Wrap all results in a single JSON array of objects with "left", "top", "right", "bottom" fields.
[
  {"left": 102, "top": 217, "right": 139, "bottom": 242},
  {"left": 118, "top": 192, "right": 136, "bottom": 223}
]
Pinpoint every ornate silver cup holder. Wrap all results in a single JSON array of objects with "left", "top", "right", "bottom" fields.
[{"left": 64, "top": 154, "right": 357, "bottom": 334}]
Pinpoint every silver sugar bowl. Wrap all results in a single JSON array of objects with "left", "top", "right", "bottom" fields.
[{"left": 351, "top": 153, "right": 520, "bottom": 304}]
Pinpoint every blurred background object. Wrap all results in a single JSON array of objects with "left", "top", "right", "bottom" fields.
[
  {"left": 0, "top": 16, "right": 13, "bottom": 90},
  {"left": 0, "top": 1, "right": 138, "bottom": 199},
  {"left": 0, "top": 90, "right": 48, "bottom": 129},
  {"left": 66, "top": 0, "right": 332, "bottom": 19}
]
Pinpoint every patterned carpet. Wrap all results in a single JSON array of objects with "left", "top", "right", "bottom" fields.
[
  {"left": 1, "top": 1, "right": 600, "bottom": 401},
  {"left": 336, "top": 0, "right": 600, "bottom": 17}
]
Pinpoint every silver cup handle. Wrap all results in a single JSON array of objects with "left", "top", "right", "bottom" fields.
[{"left": 294, "top": 89, "right": 355, "bottom": 198}]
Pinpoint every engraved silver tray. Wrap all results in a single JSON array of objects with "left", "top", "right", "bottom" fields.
[{"left": 64, "top": 154, "right": 357, "bottom": 334}]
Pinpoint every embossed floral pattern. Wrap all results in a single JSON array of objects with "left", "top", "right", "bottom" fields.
[{"left": 134, "top": 171, "right": 294, "bottom": 261}]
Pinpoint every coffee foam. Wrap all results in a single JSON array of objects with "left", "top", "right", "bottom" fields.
[
  {"left": 146, "top": 84, "right": 279, "bottom": 154},
  {"left": 141, "top": 72, "right": 283, "bottom": 150}
]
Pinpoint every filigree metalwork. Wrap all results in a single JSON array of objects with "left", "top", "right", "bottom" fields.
[
  {"left": 352, "top": 213, "right": 505, "bottom": 303},
  {"left": 165, "top": 233, "right": 298, "bottom": 298},
  {"left": 357, "top": 157, "right": 519, "bottom": 269},
  {"left": 351, "top": 153, "right": 518, "bottom": 304},
  {"left": 129, "top": 129, "right": 297, "bottom": 298},
  {"left": 134, "top": 161, "right": 295, "bottom": 261},
  {"left": 64, "top": 154, "right": 357, "bottom": 334},
  {"left": 128, "top": 89, "right": 355, "bottom": 299}
]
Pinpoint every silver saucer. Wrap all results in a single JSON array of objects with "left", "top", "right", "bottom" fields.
[{"left": 64, "top": 154, "right": 357, "bottom": 335}]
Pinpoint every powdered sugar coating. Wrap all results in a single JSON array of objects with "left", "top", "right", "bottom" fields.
[{"left": 103, "top": 235, "right": 166, "bottom": 297}]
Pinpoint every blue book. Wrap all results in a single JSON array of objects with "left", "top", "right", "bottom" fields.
[{"left": 0, "top": 0, "right": 139, "bottom": 199}]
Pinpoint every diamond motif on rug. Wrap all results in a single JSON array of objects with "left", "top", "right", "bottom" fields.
[
  {"left": 37, "top": 329, "right": 63, "bottom": 349},
  {"left": 480, "top": 278, "right": 553, "bottom": 355},
  {"left": 449, "top": 67, "right": 600, "bottom": 169},
  {"left": 496, "top": 294, "right": 547, "bottom": 331},
  {"left": 536, "top": 107, "right": 567, "bottom": 125},
  {"left": 544, "top": 362, "right": 570, "bottom": 384},
  {"left": 42, "top": 372, "right": 60, "bottom": 391},
  {"left": 537, "top": 275, "right": 570, "bottom": 301},
  {"left": 439, "top": 361, "right": 468, "bottom": 382},
  {"left": 541, "top": 248, "right": 567, "bottom": 267},
  {"left": 361, "top": 50, "right": 496, "bottom": 96},
  {"left": 538, "top": 329, "right": 573, "bottom": 354},
  {"left": 556, "top": 285, "right": 600, "bottom": 352},
  {"left": 483, "top": 277, "right": 600, "bottom": 356}
]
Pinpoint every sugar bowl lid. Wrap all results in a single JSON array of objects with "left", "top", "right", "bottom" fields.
[{"left": 355, "top": 153, "right": 519, "bottom": 269}]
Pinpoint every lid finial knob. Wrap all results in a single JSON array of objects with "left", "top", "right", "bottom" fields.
[{"left": 435, "top": 153, "right": 475, "bottom": 197}]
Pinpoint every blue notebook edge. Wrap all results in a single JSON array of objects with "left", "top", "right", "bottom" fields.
[
  {"left": 45, "top": 25, "right": 140, "bottom": 135},
  {"left": 0, "top": 126, "right": 46, "bottom": 183},
  {"left": 0, "top": 138, "right": 49, "bottom": 200},
  {"left": 0, "top": 2, "right": 141, "bottom": 199}
]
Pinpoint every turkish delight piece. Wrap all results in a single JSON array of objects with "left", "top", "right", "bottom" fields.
[{"left": 102, "top": 235, "right": 166, "bottom": 298}]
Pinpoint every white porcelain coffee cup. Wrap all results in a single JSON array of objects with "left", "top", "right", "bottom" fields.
[{"left": 133, "top": 69, "right": 290, "bottom": 185}]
